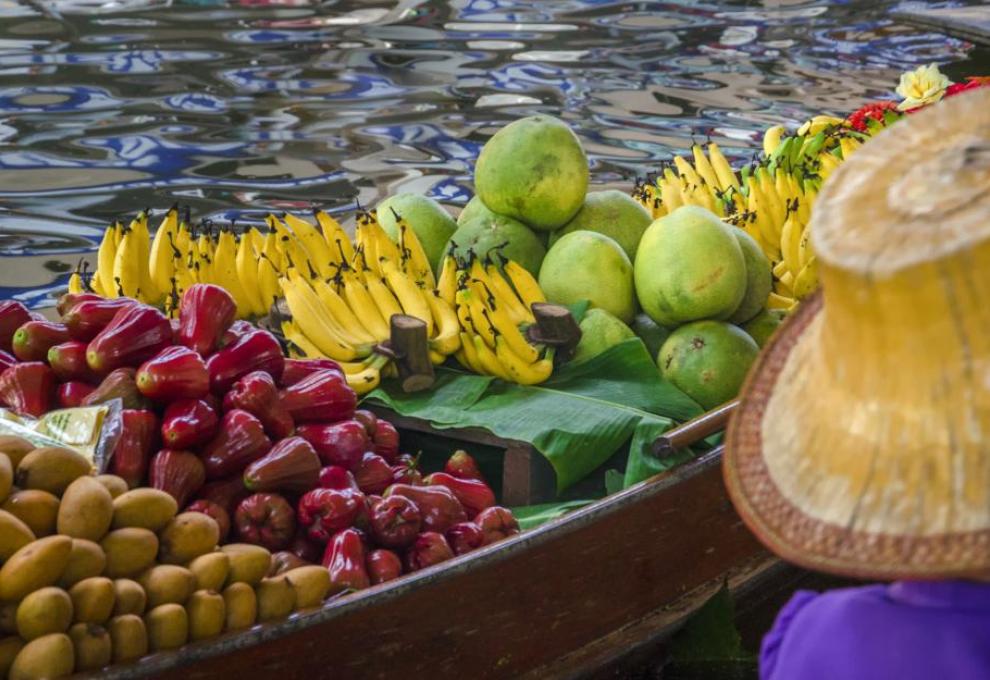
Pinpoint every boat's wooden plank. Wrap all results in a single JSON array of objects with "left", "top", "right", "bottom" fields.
[
  {"left": 86, "top": 447, "right": 767, "bottom": 680},
  {"left": 523, "top": 554, "right": 782, "bottom": 680},
  {"left": 892, "top": 5, "right": 990, "bottom": 46}
]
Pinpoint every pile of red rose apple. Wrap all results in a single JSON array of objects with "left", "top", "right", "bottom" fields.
[{"left": 0, "top": 284, "right": 519, "bottom": 592}]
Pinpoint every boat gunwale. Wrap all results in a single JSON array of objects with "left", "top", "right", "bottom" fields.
[{"left": 86, "top": 446, "right": 727, "bottom": 679}]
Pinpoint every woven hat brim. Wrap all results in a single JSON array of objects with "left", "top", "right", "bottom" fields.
[{"left": 723, "top": 292, "right": 990, "bottom": 580}]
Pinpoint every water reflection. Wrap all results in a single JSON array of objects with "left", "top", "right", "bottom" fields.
[{"left": 0, "top": 0, "right": 986, "bottom": 306}]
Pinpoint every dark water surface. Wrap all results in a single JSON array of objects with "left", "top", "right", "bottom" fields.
[{"left": 0, "top": 0, "right": 986, "bottom": 306}]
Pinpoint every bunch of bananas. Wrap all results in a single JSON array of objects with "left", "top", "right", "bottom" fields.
[
  {"left": 73, "top": 205, "right": 358, "bottom": 322},
  {"left": 434, "top": 250, "right": 555, "bottom": 385},
  {"left": 278, "top": 208, "right": 462, "bottom": 395},
  {"left": 632, "top": 115, "right": 869, "bottom": 311}
]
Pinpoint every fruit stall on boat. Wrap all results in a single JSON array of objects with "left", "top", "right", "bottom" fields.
[{"left": 0, "top": 66, "right": 985, "bottom": 679}]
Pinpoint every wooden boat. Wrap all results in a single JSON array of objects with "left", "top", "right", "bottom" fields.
[{"left": 82, "top": 404, "right": 778, "bottom": 680}]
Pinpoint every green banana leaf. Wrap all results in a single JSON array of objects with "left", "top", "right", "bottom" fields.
[
  {"left": 511, "top": 499, "right": 595, "bottom": 530},
  {"left": 366, "top": 339, "right": 703, "bottom": 493}
]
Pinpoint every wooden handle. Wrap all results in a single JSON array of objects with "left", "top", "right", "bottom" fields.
[
  {"left": 389, "top": 314, "right": 435, "bottom": 393},
  {"left": 651, "top": 400, "right": 739, "bottom": 459}
]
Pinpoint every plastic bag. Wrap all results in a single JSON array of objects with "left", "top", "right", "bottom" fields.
[{"left": 0, "top": 399, "right": 122, "bottom": 469}]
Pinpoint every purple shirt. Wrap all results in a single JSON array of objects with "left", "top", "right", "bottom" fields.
[{"left": 760, "top": 581, "right": 990, "bottom": 680}]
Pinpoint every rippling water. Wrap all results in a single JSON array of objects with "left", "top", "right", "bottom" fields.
[{"left": 0, "top": 0, "right": 986, "bottom": 307}]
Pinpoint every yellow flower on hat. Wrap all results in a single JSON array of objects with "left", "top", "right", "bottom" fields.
[{"left": 895, "top": 63, "right": 951, "bottom": 111}]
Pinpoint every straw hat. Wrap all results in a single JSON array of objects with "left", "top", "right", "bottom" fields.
[{"left": 723, "top": 89, "right": 990, "bottom": 580}]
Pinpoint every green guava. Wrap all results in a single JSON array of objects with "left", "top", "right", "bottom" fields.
[
  {"left": 658, "top": 320, "right": 759, "bottom": 410},
  {"left": 474, "top": 115, "right": 589, "bottom": 231},
  {"left": 630, "top": 313, "right": 671, "bottom": 363},
  {"left": 571, "top": 308, "right": 637, "bottom": 363},
  {"left": 633, "top": 206, "right": 747, "bottom": 326},
  {"left": 445, "top": 211, "right": 546, "bottom": 275},
  {"left": 741, "top": 308, "right": 786, "bottom": 348},
  {"left": 457, "top": 195, "right": 493, "bottom": 226},
  {"left": 550, "top": 190, "right": 652, "bottom": 261},
  {"left": 728, "top": 229, "right": 772, "bottom": 324},
  {"left": 538, "top": 231, "right": 637, "bottom": 323}
]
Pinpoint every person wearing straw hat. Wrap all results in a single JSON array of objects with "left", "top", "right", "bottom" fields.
[{"left": 723, "top": 87, "right": 990, "bottom": 679}]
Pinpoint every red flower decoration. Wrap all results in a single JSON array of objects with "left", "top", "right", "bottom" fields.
[
  {"left": 847, "top": 101, "right": 899, "bottom": 132},
  {"left": 945, "top": 77, "right": 990, "bottom": 98}
]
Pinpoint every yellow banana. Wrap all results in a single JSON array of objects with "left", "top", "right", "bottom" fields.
[
  {"left": 838, "top": 135, "right": 860, "bottom": 160},
  {"left": 672, "top": 155, "right": 703, "bottom": 188},
  {"left": 756, "top": 169, "right": 785, "bottom": 235},
  {"left": 501, "top": 258, "right": 545, "bottom": 311},
  {"left": 236, "top": 231, "right": 267, "bottom": 316},
  {"left": 747, "top": 179, "right": 781, "bottom": 259},
  {"left": 337, "top": 269, "right": 389, "bottom": 342},
  {"left": 476, "top": 257, "right": 531, "bottom": 325},
  {"left": 259, "top": 220, "right": 285, "bottom": 273},
  {"left": 381, "top": 258, "right": 433, "bottom": 334},
  {"left": 366, "top": 273, "right": 404, "bottom": 327},
  {"left": 96, "top": 221, "right": 121, "bottom": 298},
  {"left": 312, "top": 276, "right": 379, "bottom": 345},
  {"left": 707, "top": 142, "right": 740, "bottom": 191},
  {"left": 779, "top": 215, "right": 803, "bottom": 277},
  {"left": 344, "top": 354, "right": 388, "bottom": 395},
  {"left": 797, "top": 228, "right": 814, "bottom": 269},
  {"left": 494, "top": 336, "right": 553, "bottom": 385},
  {"left": 213, "top": 228, "right": 253, "bottom": 318},
  {"left": 68, "top": 271, "right": 85, "bottom": 295},
  {"left": 454, "top": 287, "right": 475, "bottom": 335},
  {"left": 818, "top": 151, "right": 841, "bottom": 180},
  {"left": 281, "top": 269, "right": 370, "bottom": 361},
  {"left": 767, "top": 291, "right": 796, "bottom": 311},
  {"left": 281, "top": 320, "right": 323, "bottom": 359},
  {"left": 355, "top": 222, "right": 381, "bottom": 278},
  {"left": 472, "top": 334, "right": 512, "bottom": 381},
  {"left": 174, "top": 215, "right": 192, "bottom": 254},
  {"left": 315, "top": 210, "right": 354, "bottom": 263},
  {"left": 362, "top": 211, "right": 402, "bottom": 270},
  {"left": 763, "top": 125, "right": 786, "bottom": 156},
  {"left": 659, "top": 169, "right": 684, "bottom": 212},
  {"left": 128, "top": 211, "right": 160, "bottom": 304},
  {"left": 148, "top": 207, "right": 178, "bottom": 299},
  {"left": 112, "top": 224, "right": 142, "bottom": 298},
  {"left": 475, "top": 281, "right": 538, "bottom": 363},
  {"left": 267, "top": 214, "right": 314, "bottom": 277},
  {"left": 394, "top": 216, "right": 436, "bottom": 289},
  {"left": 691, "top": 145, "right": 720, "bottom": 193},
  {"left": 455, "top": 340, "right": 484, "bottom": 375},
  {"left": 195, "top": 232, "right": 215, "bottom": 284},
  {"left": 798, "top": 115, "right": 845, "bottom": 137},
  {"left": 283, "top": 212, "right": 335, "bottom": 278},
  {"left": 793, "top": 257, "right": 819, "bottom": 300},
  {"left": 423, "top": 288, "right": 461, "bottom": 356},
  {"left": 256, "top": 254, "right": 281, "bottom": 314},
  {"left": 463, "top": 283, "right": 497, "bottom": 348},
  {"left": 247, "top": 226, "right": 265, "bottom": 256},
  {"left": 436, "top": 254, "right": 458, "bottom": 306}
]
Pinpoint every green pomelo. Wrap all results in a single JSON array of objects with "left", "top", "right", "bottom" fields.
[
  {"left": 741, "top": 308, "right": 785, "bottom": 348},
  {"left": 377, "top": 194, "right": 458, "bottom": 273},
  {"left": 728, "top": 230, "right": 772, "bottom": 324},
  {"left": 474, "top": 115, "right": 589, "bottom": 231},
  {"left": 457, "top": 195, "right": 493, "bottom": 226},
  {"left": 630, "top": 313, "right": 671, "bottom": 363},
  {"left": 445, "top": 211, "right": 546, "bottom": 276},
  {"left": 633, "top": 206, "right": 747, "bottom": 327},
  {"left": 550, "top": 190, "right": 652, "bottom": 261},
  {"left": 658, "top": 320, "right": 759, "bottom": 410},
  {"left": 572, "top": 308, "right": 636, "bottom": 363},
  {"left": 538, "top": 231, "right": 636, "bottom": 323}
]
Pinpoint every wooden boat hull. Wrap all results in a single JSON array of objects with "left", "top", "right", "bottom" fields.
[{"left": 85, "top": 446, "right": 769, "bottom": 679}]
